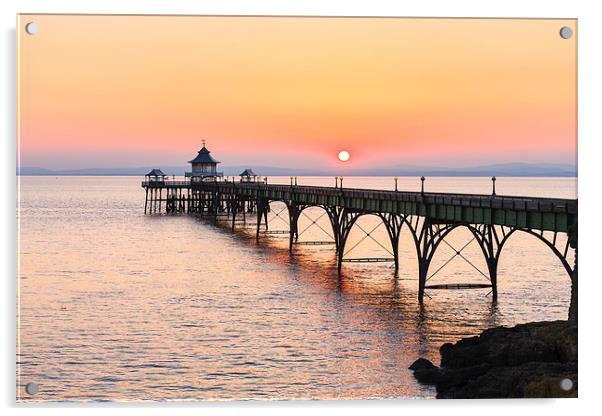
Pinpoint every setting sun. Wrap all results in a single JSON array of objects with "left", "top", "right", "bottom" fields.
[{"left": 338, "top": 150, "right": 350, "bottom": 162}]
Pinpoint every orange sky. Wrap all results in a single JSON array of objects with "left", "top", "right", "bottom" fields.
[{"left": 17, "top": 15, "right": 576, "bottom": 170}]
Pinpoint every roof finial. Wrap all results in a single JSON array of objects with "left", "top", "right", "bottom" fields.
[{"left": 202, "top": 139, "right": 206, "bottom": 148}]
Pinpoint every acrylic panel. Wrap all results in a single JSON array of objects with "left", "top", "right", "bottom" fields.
[{"left": 16, "top": 15, "right": 577, "bottom": 402}]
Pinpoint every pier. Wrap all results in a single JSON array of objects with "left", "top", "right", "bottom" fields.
[{"left": 142, "top": 177, "right": 578, "bottom": 305}]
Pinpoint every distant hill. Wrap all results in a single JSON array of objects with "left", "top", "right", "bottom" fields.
[
  {"left": 17, "top": 162, "right": 577, "bottom": 177},
  {"left": 17, "top": 166, "right": 189, "bottom": 176},
  {"left": 340, "top": 163, "right": 577, "bottom": 177}
]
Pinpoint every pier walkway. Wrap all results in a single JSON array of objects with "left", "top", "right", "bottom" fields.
[{"left": 141, "top": 179, "right": 577, "bottom": 304}]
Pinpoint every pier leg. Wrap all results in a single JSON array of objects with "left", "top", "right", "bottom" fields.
[
  {"left": 333, "top": 209, "right": 360, "bottom": 277},
  {"left": 144, "top": 188, "right": 148, "bottom": 214},
  {"left": 256, "top": 199, "right": 265, "bottom": 241},
  {"left": 264, "top": 205, "right": 269, "bottom": 231},
  {"left": 288, "top": 204, "right": 299, "bottom": 253},
  {"left": 418, "top": 261, "right": 428, "bottom": 303},
  {"left": 231, "top": 197, "right": 237, "bottom": 231},
  {"left": 487, "top": 260, "right": 498, "bottom": 301},
  {"left": 483, "top": 226, "right": 499, "bottom": 301},
  {"left": 213, "top": 192, "right": 219, "bottom": 222},
  {"left": 417, "top": 219, "right": 432, "bottom": 303},
  {"left": 326, "top": 207, "right": 345, "bottom": 276},
  {"left": 337, "top": 246, "right": 344, "bottom": 275},
  {"left": 568, "top": 223, "right": 578, "bottom": 322},
  {"left": 381, "top": 213, "right": 403, "bottom": 273}
]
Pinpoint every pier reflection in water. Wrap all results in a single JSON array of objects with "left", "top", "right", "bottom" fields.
[{"left": 17, "top": 176, "right": 575, "bottom": 401}]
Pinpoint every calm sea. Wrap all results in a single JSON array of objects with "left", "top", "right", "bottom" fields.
[{"left": 17, "top": 176, "right": 577, "bottom": 401}]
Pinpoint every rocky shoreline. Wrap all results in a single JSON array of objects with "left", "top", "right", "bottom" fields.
[{"left": 410, "top": 320, "right": 577, "bottom": 398}]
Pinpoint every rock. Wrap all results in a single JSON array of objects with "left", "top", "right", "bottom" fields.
[
  {"left": 438, "top": 362, "right": 577, "bottom": 399},
  {"left": 409, "top": 358, "right": 443, "bottom": 385},
  {"left": 413, "top": 368, "right": 443, "bottom": 385},
  {"left": 434, "top": 363, "right": 492, "bottom": 393},
  {"left": 410, "top": 320, "right": 578, "bottom": 398},
  {"left": 440, "top": 320, "right": 576, "bottom": 369},
  {"left": 409, "top": 358, "right": 437, "bottom": 371}
]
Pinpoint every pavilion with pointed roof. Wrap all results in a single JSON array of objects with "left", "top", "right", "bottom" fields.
[
  {"left": 239, "top": 168, "right": 258, "bottom": 182},
  {"left": 185, "top": 140, "right": 224, "bottom": 180},
  {"left": 145, "top": 168, "right": 167, "bottom": 182}
]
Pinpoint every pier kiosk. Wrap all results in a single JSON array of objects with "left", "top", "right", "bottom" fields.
[
  {"left": 239, "top": 169, "right": 258, "bottom": 183},
  {"left": 185, "top": 141, "right": 223, "bottom": 182}
]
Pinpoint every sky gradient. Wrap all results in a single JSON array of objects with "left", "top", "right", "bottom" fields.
[{"left": 17, "top": 15, "right": 577, "bottom": 170}]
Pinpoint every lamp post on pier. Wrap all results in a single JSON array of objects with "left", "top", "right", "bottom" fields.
[
  {"left": 340, "top": 176, "right": 344, "bottom": 189},
  {"left": 335, "top": 176, "right": 339, "bottom": 188},
  {"left": 420, "top": 176, "right": 426, "bottom": 195},
  {"left": 394, "top": 177, "right": 398, "bottom": 192},
  {"left": 492, "top": 176, "right": 497, "bottom": 196}
]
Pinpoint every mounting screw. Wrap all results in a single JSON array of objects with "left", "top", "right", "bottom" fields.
[
  {"left": 25, "top": 22, "right": 39, "bottom": 35},
  {"left": 25, "top": 383, "right": 39, "bottom": 395},
  {"left": 560, "top": 378, "right": 573, "bottom": 391},
  {"left": 559, "top": 26, "right": 573, "bottom": 39}
]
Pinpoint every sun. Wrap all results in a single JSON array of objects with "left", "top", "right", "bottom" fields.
[{"left": 338, "top": 150, "right": 350, "bottom": 162}]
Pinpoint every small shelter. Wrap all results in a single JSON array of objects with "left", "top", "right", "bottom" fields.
[
  {"left": 239, "top": 168, "right": 258, "bottom": 183},
  {"left": 185, "top": 140, "right": 224, "bottom": 181},
  {"left": 145, "top": 168, "right": 167, "bottom": 183}
]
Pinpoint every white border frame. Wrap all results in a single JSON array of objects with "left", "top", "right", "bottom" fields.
[{"left": 3, "top": 1, "right": 600, "bottom": 414}]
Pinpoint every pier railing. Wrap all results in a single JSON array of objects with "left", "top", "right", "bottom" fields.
[
  {"left": 141, "top": 180, "right": 191, "bottom": 187},
  {"left": 141, "top": 179, "right": 577, "bottom": 232}
]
